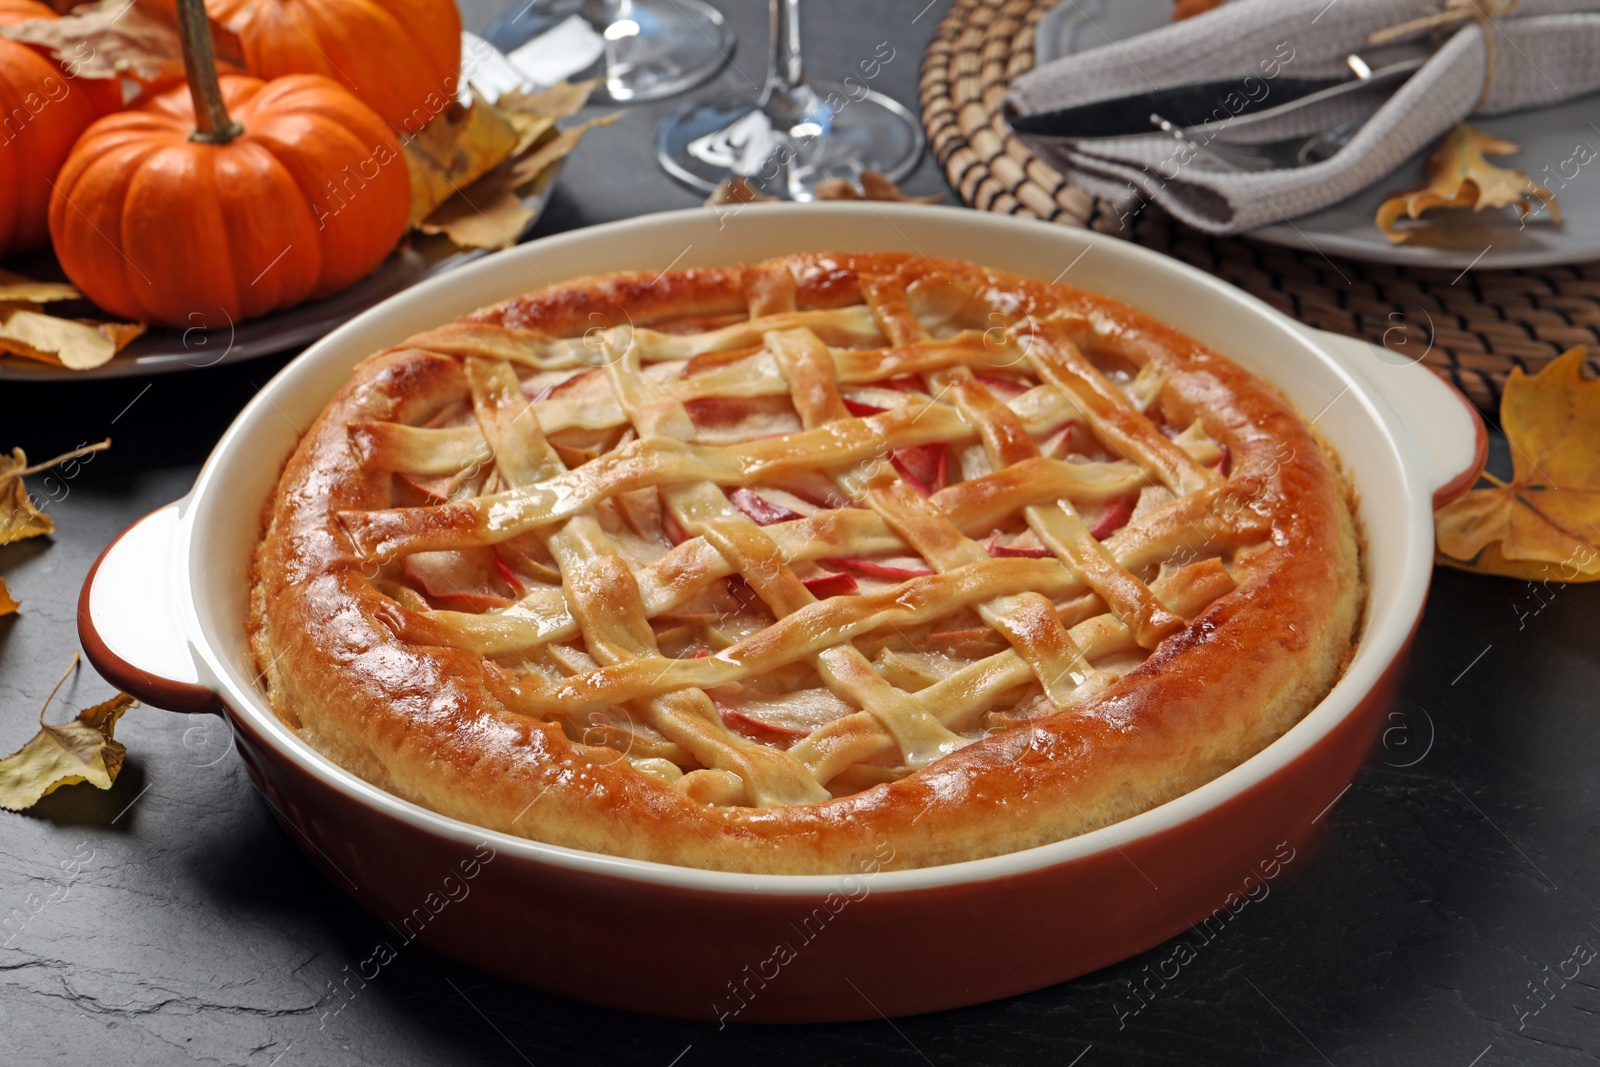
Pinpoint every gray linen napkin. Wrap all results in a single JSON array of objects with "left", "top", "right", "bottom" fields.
[{"left": 1005, "top": 0, "right": 1600, "bottom": 234}]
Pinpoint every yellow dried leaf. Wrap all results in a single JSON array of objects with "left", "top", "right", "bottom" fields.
[
  {"left": 706, "top": 176, "right": 772, "bottom": 206},
  {"left": 0, "top": 440, "right": 111, "bottom": 546},
  {"left": 419, "top": 113, "right": 618, "bottom": 250},
  {"left": 500, "top": 79, "right": 601, "bottom": 123},
  {"left": 0, "top": 657, "right": 136, "bottom": 812},
  {"left": 824, "top": 170, "right": 945, "bottom": 203},
  {"left": 1435, "top": 347, "right": 1600, "bottom": 581},
  {"left": 707, "top": 170, "right": 944, "bottom": 207},
  {"left": 403, "top": 92, "right": 520, "bottom": 226},
  {"left": 0, "top": 270, "right": 80, "bottom": 304},
  {"left": 0, "top": 0, "right": 242, "bottom": 83},
  {"left": 496, "top": 79, "right": 600, "bottom": 154},
  {"left": 0, "top": 306, "right": 145, "bottom": 370},
  {"left": 415, "top": 158, "right": 559, "bottom": 251},
  {"left": 1377, "top": 122, "right": 1561, "bottom": 243},
  {"left": 510, "top": 113, "right": 617, "bottom": 185},
  {"left": 0, "top": 578, "right": 16, "bottom": 616}
]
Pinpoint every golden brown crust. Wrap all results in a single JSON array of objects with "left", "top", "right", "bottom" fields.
[{"left": 248, "top": 252, "right": 1362, "bottom": 874}]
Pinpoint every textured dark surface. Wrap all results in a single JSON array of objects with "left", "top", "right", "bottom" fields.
[{"left": 2, "top": 1, "right": 1598, "bottom": 1064}]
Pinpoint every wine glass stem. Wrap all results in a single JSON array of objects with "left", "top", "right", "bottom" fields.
[{"left": 761, "top": 0, "right": 806, "bottom": 106}]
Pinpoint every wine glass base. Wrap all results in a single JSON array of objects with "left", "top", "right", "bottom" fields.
[
  {"left": 655, "top": 82, "right": 925, "bottom": 198},
  {"left": 481, "top": 0, "right": 733, "bottom": 106},
  {"left": 597, "top": 0, "right": 734, "bottom": 103}
]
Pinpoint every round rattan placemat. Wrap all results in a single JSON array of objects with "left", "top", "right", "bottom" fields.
[{"left": 919, "top": 0, "right": 1600, "bottom": 412}]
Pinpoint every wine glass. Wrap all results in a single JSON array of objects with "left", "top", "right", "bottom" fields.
[
  {"left": 483, "top": 0, "right": 734, "bottom": 104},
  {"left": 654, "top": 0, "right": 924, "bottom": 199}
]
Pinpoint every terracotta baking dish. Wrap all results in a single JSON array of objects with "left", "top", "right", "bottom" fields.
[{"left": 78, "top": 204, "right": 1485, "bottom": 1022}]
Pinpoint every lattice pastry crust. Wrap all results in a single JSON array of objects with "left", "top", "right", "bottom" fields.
[{"left": 248, "top": 252, "right": 1363, "bottom": 874}]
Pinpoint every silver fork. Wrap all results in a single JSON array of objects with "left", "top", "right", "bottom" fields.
[
  {"left": 1151, "top": 51, "right": 1424, "bottom": 172},
  {"left": 1150, "top": 112, "right": 1369, "bottom": 171}
]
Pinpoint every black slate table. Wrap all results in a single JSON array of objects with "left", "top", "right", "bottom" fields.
[{"left": 2, "top": 2, "right": 1598, "bottom": 1064}]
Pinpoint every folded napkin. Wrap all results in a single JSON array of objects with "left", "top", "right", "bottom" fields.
[{"left": 1006, "top": 0, "right": 1600, "bottom": 234}]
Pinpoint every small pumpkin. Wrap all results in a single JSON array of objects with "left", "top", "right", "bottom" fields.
[
  {"left": 0, "top": 2, "right": 55, "bottom": 27},
  {"left": 49, "top": 0, "right": 410, "bottom": 328},
  {"left": 0, "top": 0, "right": 121, "bottom": 257},
  {"left": 207, "top": 0, "right": 461, "bottom": 135}
]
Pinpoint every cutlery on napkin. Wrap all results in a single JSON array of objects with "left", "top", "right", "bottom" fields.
[{"left": 1005, "top": 0, "right": 1600, "bottom": 234}]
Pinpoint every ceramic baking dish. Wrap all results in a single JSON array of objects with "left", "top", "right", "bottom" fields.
[{"left": 78, "top": 204, "right": 1485, "bottom": 1022}]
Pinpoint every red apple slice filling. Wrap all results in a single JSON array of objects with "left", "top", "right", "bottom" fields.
[
  {"left": 402, "top": 550, "right": 519, "bottom": 612},
  {"left": 888, "top": 443, "right": 948, "bottom": 497},
  {"left": 712, "top": 686, "right": 858, "bottom": 747},
  {"left": 973, "top": 373, "right": 1033, "bottom": 399},
  {"left": 842, "top": 396, "right": 888, "bottom": 418},
  {"left": 801, "top": 570, "right": 859, "bottom": 598},
  {"left": 728, "top": 487, "right": 803, "bottom": 526},
  {"left": 489, "top": 554, "right": 527, "bottom": 596},
  {"left": 984, "top": 530, "right": 1053, "bottom": 559},
  {"left": 1084, "top": 492, "right": 1138, "bottom": 540},
  {"left": 819, "top": 556, "right": 935, "bottom": 579},
  {"left": 1039, "top": 420, "right": 1078, "bottom": 461}
]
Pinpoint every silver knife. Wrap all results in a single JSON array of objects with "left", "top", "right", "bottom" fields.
[{"left": 1008, "top": 47, "right": 1432, "bottom": 142}]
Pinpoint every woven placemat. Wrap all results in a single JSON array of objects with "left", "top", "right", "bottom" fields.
[{"left": 919, "top": 0, "right": 1600, "bottom": 412}]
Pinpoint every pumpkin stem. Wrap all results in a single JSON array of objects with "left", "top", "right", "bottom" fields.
[{"left": 174, "top": 0, "right": 243, "bottom": 143}]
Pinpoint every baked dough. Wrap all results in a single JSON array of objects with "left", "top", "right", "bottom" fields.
[{"left": 248, "top": 253, "right": 1363, "bottom": 874}]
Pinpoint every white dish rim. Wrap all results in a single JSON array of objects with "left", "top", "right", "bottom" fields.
[{"left": 126, "top": 203, "right": 1444, "bottom": 896}]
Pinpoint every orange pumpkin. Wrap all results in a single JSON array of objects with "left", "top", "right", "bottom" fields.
[
  {"left": 0, "top": 0, "right": 121, "bottom": 257},
  {"left": 205, "top": 0, "right": 461, "bottom": 135},
  {"left": 50, "top": 72, "right": 410, "bottom": 327},
  {"left": 0, "top": 2, "right": 56, "bottom": 27}
]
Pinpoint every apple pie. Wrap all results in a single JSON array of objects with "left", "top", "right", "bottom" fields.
[{"left": 249, "top": 252, "right": 1363, "bottom": 874}]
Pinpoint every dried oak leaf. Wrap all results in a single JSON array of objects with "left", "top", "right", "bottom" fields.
[
  {"left": 706, "top": 170, "right": 944, "bottom": 206},
  {"left": 0, "top": 0, "right": 241, "bottom": 84},
  {"left": 0, "top": 669, "right": 136, "bottom": 812},
  {"left": 402, "top": 91, "right": 521, "bottom": 226},
  {"left": 706, "top": 175, "right": 771, "bottom": 206},
  {"left": 0, "top": 578, "right": 17, "bottom": 616},
  {"left": 817, "top": 171, "right": 944, "bottom": 203},
  {"left": 0, "top": 440, "right": 110, "bottom": 545},
  {"left": 1435, "top": 347, "right": 1600, "bottom": 581},
  {"left": 0, "top": 270, "right": 80, "bottom": 305},
  {"left": 418, "top": 111, "right": 619, "bottom": 250},
  {"left": 0, "top": 304, "right": 145, "bottom": 370},
  {"left": 1377, "top": 122, "right": 1561, "bottom": 243},
  {"left": 495, "top": 79, "right": 600, "bottom": 153}
]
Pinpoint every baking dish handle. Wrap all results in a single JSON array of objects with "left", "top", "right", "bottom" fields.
[
  {"left": 78, "top": 501, "right": 221, "bottom": 716},
  {"left": 1301, "top": 327, "right": 1488, "bottom": 507}
]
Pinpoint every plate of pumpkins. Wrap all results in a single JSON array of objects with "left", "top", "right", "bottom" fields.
[{"left": 0, "top": 0, "right": 598, "bottom": 379}]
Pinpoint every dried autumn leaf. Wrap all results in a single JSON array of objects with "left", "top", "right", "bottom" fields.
[
  {"left": 496, "top": 79, "right": 600, "bottom": 154},
  {"left": 1435, "top": 347, "right": 1600, "bottom": 581},
  {"left": 0, "top": 270, "right": 80, "bottom": 305},
  {"left": 0, "top": 305, "right": 145, "bottom": 370},
  {"left": 419, "top": 112, "right": 618, "bottom": 250},
  {"left": 0, "top": 0, "right": 241, "bottom": 84},
  {"left": 707, "top": 170, "right": 944, "bottom": 206},
  {"left": 0, "top": 658, "right": 136, "bottom": 812},
  {"left": 820, "top": 171, "right": 945, "bottom": 203},
  {"left": 0, "top": 578, "right": 17, "bottom": 616},
  {"left": 403, "top": 92, "right": 521, "bottom": 226},
  {"left": 1377, "top": 122, "right": 1561, "bottom": 243},
  {"left": 706, "top": 175, "right": 771, "bottom": 206},
  {"left": 0, "top": 440, "right": 111, "bottom": 545}
]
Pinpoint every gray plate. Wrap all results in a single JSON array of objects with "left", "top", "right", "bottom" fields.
[
  {"left": 1033, "top": 0, "right": 1600, "bottom": 269},
  {"left": 0, "top": 143, "right": 559, "bottom": 381}
]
